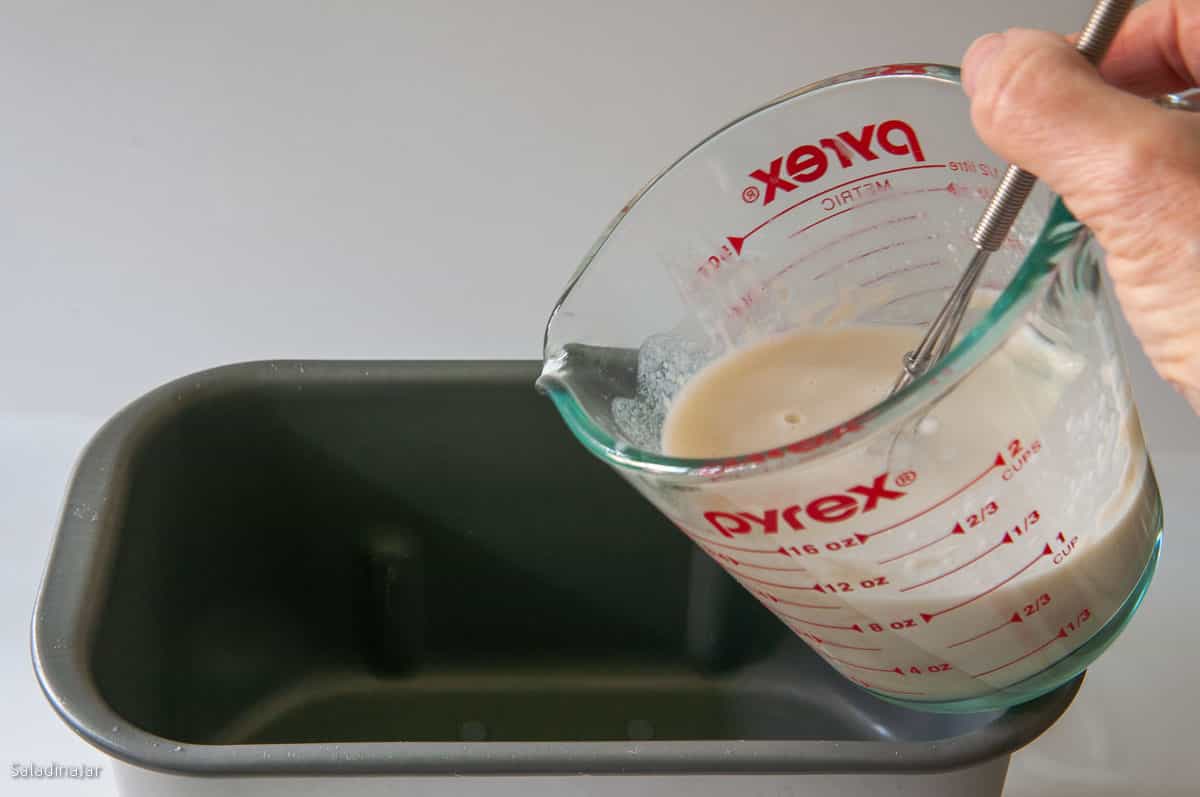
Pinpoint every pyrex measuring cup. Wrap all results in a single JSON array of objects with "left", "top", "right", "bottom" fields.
[{"left": 537, "top": 64, "right": 1163, "bottom": 713}]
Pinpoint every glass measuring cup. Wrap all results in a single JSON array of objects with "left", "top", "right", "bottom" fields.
[{"left": 537, "top": 64, "right": 1163, "bottom": 713}]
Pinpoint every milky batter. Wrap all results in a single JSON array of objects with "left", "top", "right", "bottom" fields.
[{"left": 661, "top": 324, "right": 1159, "bottom": 701}]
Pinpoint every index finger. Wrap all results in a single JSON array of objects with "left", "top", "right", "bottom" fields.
[{"left": 1086, "top": 0, "right": 1200, "bottom": 96}]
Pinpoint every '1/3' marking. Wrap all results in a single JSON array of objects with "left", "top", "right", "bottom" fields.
[{"left": 970, "top": 608, "right": 1092, "bottom": 678}]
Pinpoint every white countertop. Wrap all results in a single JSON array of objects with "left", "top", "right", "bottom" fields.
[{"left": 2, "top": 2, "right": 1197, "bottom": 795}]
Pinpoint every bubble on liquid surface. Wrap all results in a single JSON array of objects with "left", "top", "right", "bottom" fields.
[{"left": 612, "top": 333, "right": 711, "bottom": 453}]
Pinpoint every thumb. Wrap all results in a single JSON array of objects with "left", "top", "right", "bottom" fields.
[
  {"left": 962, "top": 28, "right": 1190, "bottom": 238},
  {"left": 963, "top": 29, "right": 1200, "bottom": 411}
]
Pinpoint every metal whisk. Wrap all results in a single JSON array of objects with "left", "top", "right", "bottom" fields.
[{"left": 890, "top": 0, "right": 1135, "bottom": 395}]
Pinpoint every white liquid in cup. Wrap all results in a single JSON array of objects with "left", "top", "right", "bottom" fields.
[{"left": 661, "top": 325, "right": 1158, "bottom": 701}]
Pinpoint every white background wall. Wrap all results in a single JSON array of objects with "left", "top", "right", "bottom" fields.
[
  {"left": 1, "top": 0, "right": 1127, "bottom": 416},
  {"left": 3, "top": 3, "right": 1196, "bottom": 796}
]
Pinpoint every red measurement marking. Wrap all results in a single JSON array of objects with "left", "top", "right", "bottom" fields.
[
  {"left": 793, "top": 203, "right": 873, "bottom": 236},
  {"left": 970, "top": 627, "right": 1068, "bottom": 678},
  {"left": 764, "top": 594, "right": 843, "bottom": 610},
  {"left": 946, "top": 612, "right": 1022, "bottom": 648},
  {"left": 697, "top": 545, "right": 810, "bottom": 574},
  {"left": 899, "top": 530, "right": 1015, "bottom": 592},
  {"left": 734, "top": 572, "right": 827, "bottom": 591},
  {"left": 813, "top": 235, "right": 937, "bottom": 280},
  {"left": 827, "top": 656, "right": 904, "bottom": 676},
  {"left": 789, "top": 189, "right": 933, "bottom": 241},
  {"left": 725, "top": 559, "right": 811, "bottom": 573},
  {"left": 876, "top": 284, "right": 955, "bottom": 311},
  {"left": 877, "top": 522, "right": 964, "bottom": 565},
  {"left": 849, "top": 676, "right": 927, "bottom": 696},
  {"left": 779, "top": 612, "right": 863, "bottom": 633},
  {"left": 727, "top": 164, "right": 948, "bottom": 251},
  {"left": 678, "top": 528, "right": 779, "bottom": 555},
  {"left": 858, "top": 258, "right": 941, "bottom": 288},
  {"left": 804, "top": 633, "right": 882, "bottom": 652},
  {"left": 920, "top": 544, "right": 1053, "bottom": 623},
  {"left": 867, "top": 452, "right": 1005, "bottom": 542},
  {"left": 773, "top": 214, "right": 920, "bottom": 285}
]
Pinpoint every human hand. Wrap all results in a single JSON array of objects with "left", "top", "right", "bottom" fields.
[{"left": 962, "top": 0, "right": 1200, "bottom": 411}]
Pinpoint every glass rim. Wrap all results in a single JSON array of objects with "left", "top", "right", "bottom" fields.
[{"left": 540, "top": 63, "right": 1085, "bottom": 482}]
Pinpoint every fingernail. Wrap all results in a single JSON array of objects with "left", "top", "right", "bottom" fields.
[{"left": 962, "top": 32, "right": 1006, "bottom": 98}]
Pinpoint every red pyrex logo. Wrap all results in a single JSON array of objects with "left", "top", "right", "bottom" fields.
[
  {"left": 703, "top": 473, "right": 908, "bottom": 538},
  {"left": 747, "top": 119, "right": 925, "bottom": 205}
]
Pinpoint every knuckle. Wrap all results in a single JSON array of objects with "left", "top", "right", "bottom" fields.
[
  {"left": 1175, "top": 1, "right": 1200, "bottom": 82},
  {"left": 972, "top": 32, "right": 1073, "bottom": 138},
  {"left": 1112, "top": 126, "right": 1165, "bottom": 183},
  {"left": 1094, "top": 123, "right": 1200, "bottom": 290},
  {"left": 1134, "top": 113, "right": 1200, "bottom": 175},
  {"left": 1103, "top": 114, "right": 1200, "bottom": 218}
]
